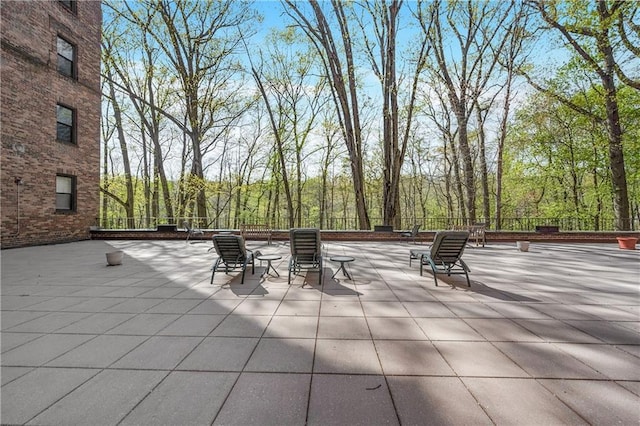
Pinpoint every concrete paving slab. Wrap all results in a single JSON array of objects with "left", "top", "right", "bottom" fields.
[
  {"left": 27, "top": 369, "right": 167, "bottom": 425},
  {"left": 1, "top": 334, "right": 94, "bottom": 366},
  {"left": 539, "top": 379, "right": 640, "bottom": 425},
  {"left": 463, "top": 377, "right": 587, "bottom": 424},
  {"left": 554, "top": 343, "right": 640, "bottom": 380},
  {"left": 209, "top": 315, "right": 271, "bottom": 337},
  {"left": 213, "top": 372, "right": 310, "bottom": 425},
  {"left": 494, "top": 342, "right": 606, "bottom": 379},
  {"left": 245, "top": 338, "right": 315, "bottom": 373},
  {"left": 375, "top": 340, "right": 454, "bottom": 375},
  {"left": 314, "top": 339, "right": 382, "bottom": 374},
  {"left": 105, "top": 313, "right": 181, "bottom": 335},
  {"left": 414, "top": 317, "right": 485, "bottom": 341},
  {"left": 388, "top": 376, "right": 493, "bottom": 425},
  {"left": 317, "top": 316, "right": 371, "bottom": 339},
  {"left": 0, "top": 367, "right": 99, "bottom": 425},
  {"left": 156, "top": 314, "right": 226, "bottom": 336},
  {"left": 307, "top": 374, "right": 398, "bottom": 426},
  {"left": 111, "top": 336, "right": 202, "bottom": 369},
  {"left": 45, "top": 335, "right": 147, "bottom": 368},
  {"left": 367, "top": 317, "right": 428, "bottom": 340},
  {"left": 176, "top": 337, "right": 258, "bottom": 371},
  {"left": 263, "top": 315, "right": 318, "bottom": 338},
  {"left": 120, "top": 371, "right": 238, "bottom": 426},
  {"left": 434, "top": 341, "right": 529, "bottom": 377}
]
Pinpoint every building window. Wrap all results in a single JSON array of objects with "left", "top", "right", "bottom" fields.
[
  {"left": 56, "top": 104, "right": 75, "bottom": 144},
  {"left": 57, "top": 36, "right": 76, "bottom": 78},
  {"left": 56, "top": 175, "right": 76, "bottom": 212},
  {"left": 59, "top": 0, "right": 77, "bottom": 13}
]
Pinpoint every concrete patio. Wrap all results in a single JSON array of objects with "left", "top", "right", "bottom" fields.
[{"left": 1, "top": 239, "right": 638, "bottom": 425}]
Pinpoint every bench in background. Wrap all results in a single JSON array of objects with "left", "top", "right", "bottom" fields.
[{"left": 240, "top": 224, "right": 272, "bottom": 245}]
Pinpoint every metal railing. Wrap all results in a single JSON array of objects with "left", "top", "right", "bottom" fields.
[{"left": 97, "top": 216, "right": 637, "bottom": 232}]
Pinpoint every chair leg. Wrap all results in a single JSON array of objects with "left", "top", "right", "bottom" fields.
[{"left": 211, "top": 258, "right": 221, "bottom": 284}]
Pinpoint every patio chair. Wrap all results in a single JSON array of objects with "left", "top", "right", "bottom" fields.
[
  {"left": 401, "top": 224, "right": 420, "bottom": 244},
  {"left": 210, "top": 234, "right": 255, "bottom": 284},
  {"left": 421, "top": 230, "right": 471, "bottom": 287},
  {"left": 288, "top": 228, "right": 323, "bottom": 286},
  {"left": 183, "top": 220, "right": 204, "bottom": 242}
]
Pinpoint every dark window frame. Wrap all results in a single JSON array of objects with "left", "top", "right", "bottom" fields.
[
  {"left": 56, "top": 174, "right": 77, "bottom": 213},
  {"left": 57, "top": 35, "right": 77, "bottom": 79},
  {"left": 58, "top": 0, "right": 77, "bottom": 14},
  {"left": 56, "top": 103, "right": 76, "bottom": 145}
]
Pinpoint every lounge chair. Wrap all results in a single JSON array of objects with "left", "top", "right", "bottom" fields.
[
  {"left": 401, "top": 224, "right": 420, "bottom": 244},
  {"left": 183, "top": 220, "right": 204, "bottom": 242},
  {"left": 421, "top": 230, "right": 471, "bottom": 287},
  {"left": 288, "top": 228, "right": 323, "bottom": 286},
  {"left": 210, "top": 234, "right": 255, "bottom": 284}
]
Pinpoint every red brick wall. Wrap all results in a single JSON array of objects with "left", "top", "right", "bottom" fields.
[{"left": 1, "top": 1, "right": 102, "bottom": 248}]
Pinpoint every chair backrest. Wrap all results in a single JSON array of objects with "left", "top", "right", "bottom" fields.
[
  {"left": 290, "top": 228, "right": 321, "bottom": 262},
  {"left": 213, "top": 234, "right": 248, "bottom": 263},
  {"left": 430, "top": 231, "right": 469, "bottom": 264},
  {"left": 410, "top": 224, "right": 420, "bottom": 236}
]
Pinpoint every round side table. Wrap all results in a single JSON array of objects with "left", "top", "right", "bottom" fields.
[
  {"left": 256, "top": 253, "right": 282, "bottom": 278},
  {"left": 330, "top": 255, "right": 355, "bottom": 280}
]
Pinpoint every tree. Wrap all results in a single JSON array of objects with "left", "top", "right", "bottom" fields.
[
  {"left": 526, "top": 0, "right": 636, "bottom": 230},
  {"left": 284, "top": 0, "right": 371, "bottom": 229},
  {"left": 418, "top": 0, "right": 514, "bottom": 224}
]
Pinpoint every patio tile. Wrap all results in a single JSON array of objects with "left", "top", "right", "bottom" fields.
[
  {"left": 120, "top": 371, "right": 238, "bottom": 426},
  {"left": 403, "top": 301, "right": 456, "bottom": 318},
  {"left": 105, "top": 313, "right": 181, "bottom": 335},
  {"left": 434, "top": 342, "right": 529, "bottom": 377},
  {"left": 554, "top": 343, "right": 640, "bottom": 380},
  {"left": 376, "top": 340, "right": 454, "bottom": 375},
  {"left": 177, "top": 337, "right": 258, "bottom": 371},
  {"left": 111, "top": 336, "right": 202, "bottom": 369},
  {"left": 393, "top": 287, "right": 437, "bottom": 302},
  {"left": 307, "top": 374, "right": 398, "bottom": 426},
  {"left": 367, "top": 317, "right": 428, "bottom": 340},
  {"left": 565, "top": 319, "right": 640, "bottom": 344},
  {"left": 463, "top": 377, "right": 586, "bottom": 424},
  {"left": 275, "top": 299, "right": 321, "bottom": 316},
  {"left": 494, "top": 342, "right": 605, "bottom": 379},
  {"left": 145, "top": 298, "right": 203, "bottom": 314},
  {"left": 231, "top": 299, "right": 281, "bottom": 316},
  {"left": 104, "top": 298, "right": 165, "bottom": 313},
  {"left": 317, "top": 316, "right": 371, "bottom": 339},
  {"left": 213, "top": 372, "right": 310, "bottom": 426},
  {"left": 388, "top": 376, "right": 492, "bottom": 425},
  {"left": 28, "top": 369, "right": 167, "bottom": 425},
  {"left": 414, "top": 318, "right": 485, "bottom": 341},
  {"left": 466, "top": 318, "right": 544, "bottom": 342},
  {"left": 264, "top": 315, "right": 318, "bottom": 338},
  {"left": 1, "top": 334, "right": 94, "bottom": 366},
  {"left": 188, "top": 299, "right": 243, "bottom": 314},
  {"left": 0, "top": 311, "right": 49, "bottom": 330},
  {"left": 539, "top": 379, "right": 640, "bottom": 425},
  {"left": 314, "top": 339, "right": 382, "bottom": 374},
  {"left": 0, "top": 367, "right": 99, "bottom": 425},
  {"left": 484, "top": 302, "right": 553, "bottom": 319},
  {"left": 356, "top": 288, "right": 400, "bottom": 301},
  {"left": 320, "top": 300, "right": 364, "bottom": 316},
  {"left": 55, "top": 312, "right": 135, "bottom": 334},
  {"left": 209, "top": 315, "right": 271, "bottom": 337},
  {"left": 531, "top": 303, "right": 601, "bottom": 320},
  {"left": 361, "top": 301, "right": 410, "bottom": 317},
  {"left": 46, "top": 335, "right": 147, "bottom": 368},
  {"left": 20, "top": 296, "right": 91, "bottom": 312},
  {"left": 245, "top": 338, "right": 315, "bottom": 373},
  {"left": 5, "top": 312, "right": 92, "bottom": 333},
  {"left": 443, "top": 302, "right": 503, "bottom": 318},
  {"left": 156, "top": 314, "right": 226, "bottom": 336},
  {"left": 1, "top": 366, "right": 33, "bottom": 386},
  {"left": 513, "top": 319, "right": 602, "bottom": 343},
  {"left": 1, "top": 332, "right": 44, "bottom": 353}
]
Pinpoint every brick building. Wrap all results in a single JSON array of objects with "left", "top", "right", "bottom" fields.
[{"left": 1, "top": 1, "right": 102, "bottom": 248}]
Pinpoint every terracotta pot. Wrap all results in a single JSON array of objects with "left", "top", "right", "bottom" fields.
[
  {"left": 516, "top": 241, "right": 530, "bottom": 252},
  {"left": 616, "top": 237, "right": 637, "bottom": 250},
  {"left": 106, "top": 250, "right": 123, "bottom": 266}
]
